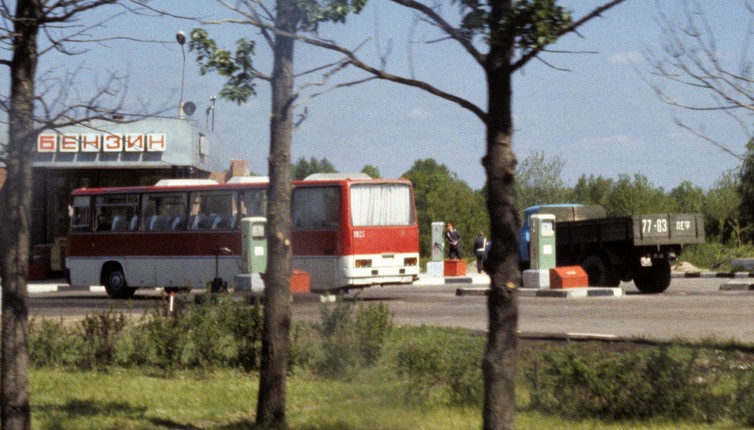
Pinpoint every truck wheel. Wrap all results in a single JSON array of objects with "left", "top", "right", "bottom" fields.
[
  {"left": 634, "top": 259, "right": 671, "bottom": 294},
  {"left": 581, "top": 255, "right": 619, "bottom": 286},
  {"left": 103, "top": 265, "right": 136, "bottom": 299}
]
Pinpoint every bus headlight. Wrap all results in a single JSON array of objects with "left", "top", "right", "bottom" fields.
[
  {"left": 403, "top": 257, "right": 417, "bottom": 266},
  {"left": 355, "top": 259, "right": 372, "bottom": 268}
]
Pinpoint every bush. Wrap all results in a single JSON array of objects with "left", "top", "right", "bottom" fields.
[
  {"left": 29, "top": 317, "right": 81, "bottom": 368},
  {"left": 288, "top": 322, "right": 322, "bottom": 374},
  {"left": 79, "top": 293, "right": 264, "bottom": 372},
  {"left": 395, "top": 328, "right": 484, "bottom": 407},
  {"left": 679, "top": 242, "right": 754, "bottom": 272},
  {"left": 522, "top": 344, "right": 735, "bottom": 422},
  {"left": 79, "top": 309, "right": 127, "bottom": 369},
  {"left": 355, "top": 302, "right": 393, "bottom": 366},
  {"left": 222, "top": 299, "right": 263, "bottom": 371},
  {"left": 314, "top": 298, "right": 394, "bottom": 378}
]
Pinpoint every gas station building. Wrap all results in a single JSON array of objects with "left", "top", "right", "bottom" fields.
[{"left": 0, "top": 115, "right": 249, "bottom": 276}]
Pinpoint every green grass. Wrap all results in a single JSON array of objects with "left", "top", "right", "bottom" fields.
[
  {"left": 30, "top": 366, "right": 750, "bottom": 429},
  {"left": 26, "top": 304, "right": 754, "bottom": 429}
]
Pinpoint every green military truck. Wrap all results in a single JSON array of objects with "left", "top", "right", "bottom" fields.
[{"left": 520, "top": 204, "right": 705, "bottom": 293}]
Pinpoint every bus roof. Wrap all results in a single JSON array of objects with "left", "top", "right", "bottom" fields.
[
  {"left": 70, "top": 176, "right": 412, "bottom": 196},
  {"left": 304, "top": 173, "right": 371, "bottom": 181}
]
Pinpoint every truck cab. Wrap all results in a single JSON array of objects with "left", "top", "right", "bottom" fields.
[{"left": 519, "top": 204, "right": 606, "bottom": 267}]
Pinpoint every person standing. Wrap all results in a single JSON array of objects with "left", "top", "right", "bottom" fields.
[
  {"left": 445, "top": 222, "right": 462, "bottom": 259},
  {"left": 473, "top": 231, "right": 487, "bottom": 273}
]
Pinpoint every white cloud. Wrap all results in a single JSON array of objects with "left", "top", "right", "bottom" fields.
[
  {"left": 407, "top": 108, "right": 430, "bottom": 119},
  {"left": 584, "top": 134, "right": 642, "bottom": 149},
  {"left": 609, "top": 51, "right": 643, "bottom": 65}
]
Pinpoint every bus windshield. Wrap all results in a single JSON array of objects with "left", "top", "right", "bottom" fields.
[{"left": 350, "top": 183, "right": 414, "bottom": 227}]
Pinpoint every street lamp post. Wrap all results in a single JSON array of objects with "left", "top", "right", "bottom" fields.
[{"left": 176, "top": 31, "right": 186, "bottom": 119}]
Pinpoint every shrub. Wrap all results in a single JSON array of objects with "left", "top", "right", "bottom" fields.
[
  {"left": 680, "top": 242, "right": 754, "bottom": 272},
  {"left": 522, "top": 344, "right": 731, "bottom": 421},
  {"left": 78, "top": 309, "right": 127, "bottom": 369},
  {"left": 29, "top": 317, "right": 80, "bottom": 368},
  {"left": 315, "top": 298, "right": 361, "bottom": 378},
  {"left": 314, "top": 298, "right": 394, "bottom": 378},
  {"left": 288, "top": 321, "right": 322, "bottom": 374},
  {"left": 184, "top": 299, "right": 234, "bottom": 368},
  {"left": 142, "top": 309, "right": 186, "bottom": 370},
  {"left": 395, "top": 328, "right": 484, "bottom": 407},
  {"left": 355, "top": 302, "right": 393, "bottom": 366},
  {"left": 220, "top": 297, "right": 263, "bottom": 371}
]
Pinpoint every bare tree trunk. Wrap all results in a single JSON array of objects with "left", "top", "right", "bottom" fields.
[
  {"left": 256, "top": 0, "right": 296, "bottom": 427},
  {"left": 481, "top": 2, "right": 519, "bottom": 430},
  {"left": 1, "top": 1, "right": 39, "bottom": 429}
]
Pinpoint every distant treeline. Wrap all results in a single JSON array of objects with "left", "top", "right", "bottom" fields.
[{"left": 291, "top": 151, "right": 748, "bottom": 257}]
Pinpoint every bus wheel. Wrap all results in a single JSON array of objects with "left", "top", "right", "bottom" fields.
[
  {"left": 634, "top": 259, "right": 671, "bottom": 294},
  {"left": 103, "top": 266, "right": 136, "bottom": 299}
]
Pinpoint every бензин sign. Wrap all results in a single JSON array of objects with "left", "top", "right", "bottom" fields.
[{"left": 37, "top": 133, "right": 167, "bottom": 153}]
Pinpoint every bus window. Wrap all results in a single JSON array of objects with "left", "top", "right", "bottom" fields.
[
  {"left": 189, "top": 191, "right": 236, "bottom": 230},
  {"left": 70, "top": 195, "right": 91, "bottom": 232},
  {"left": 95, "top": 194, "right": 139, "bottom": 232},
  {"left": 239, "top": 189, "right": 267, "bottom": 218},
  {"left": 350, "top": 183, "right": 414, "bottom": 226},
  {"left": 142, "top": 193, "right": 187, "bottom": 231},
  {"left": 293, "top": 187, "right": 340, "bottom": 230}
]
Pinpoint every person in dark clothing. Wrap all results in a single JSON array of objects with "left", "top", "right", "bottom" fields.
[
  {"left": 445, "top": 222, "right": 462, "bottom": 259},
  {"left": 473, "top": 231, "right": 487, "bottom": 273}
]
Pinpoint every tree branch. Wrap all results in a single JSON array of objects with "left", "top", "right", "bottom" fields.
[
  {"left": 512, "top": 0, "right": 627, "bottom": 71},
  {"left": 389, "top": 0, "right": 486, "bottom": 67}
]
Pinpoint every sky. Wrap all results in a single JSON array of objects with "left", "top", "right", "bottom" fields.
[{"left": 11, "top": 0, "right": 754, "bottom": 192}]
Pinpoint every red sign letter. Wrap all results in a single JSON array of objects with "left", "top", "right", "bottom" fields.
[
  {"left": 81, "top": 134, "right": 101, "bottom": 152},
  {"left": 125, "top": 134, "right": 145, "bottom": 152},
  {"left": 103, "top": 134, "right": 123, "bottom": 152},
  {"left": 60, "top": 134, "right": 79, "bottom": 152},
  {"left": 147, "top": 133, "right": 166, "bottom": 152},
  {"left": 37, "top": 134, "right": 57, "bottom": 152}
]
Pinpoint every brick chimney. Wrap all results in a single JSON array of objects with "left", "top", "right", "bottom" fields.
[{"left": 229, "top": 159, "right": 250, "bottom": 179}]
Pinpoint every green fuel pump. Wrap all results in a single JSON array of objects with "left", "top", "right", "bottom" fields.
[{"left": 530, "top": 214, "right": 556, "bottom": 270}]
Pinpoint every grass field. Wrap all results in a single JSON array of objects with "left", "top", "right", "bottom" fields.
[
  {"left": 26, "top": 298, "right": 754, "bottom": 429},
  {"left": 30, "top": 365, "right": 750, "bottom": 429}
]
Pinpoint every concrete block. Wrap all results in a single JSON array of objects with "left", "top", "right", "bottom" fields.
[
  {"left": 731, "top": 258, "right": 754, "bottom": 271},
  {"left": 233, "top": 273, "right": 265, "bottom": 293},
  {"left": 523, "top": 269, "right": 550, "bottom": 289},
  {"left": 426, "top": 261, "right": 444, "bottom": 277}
]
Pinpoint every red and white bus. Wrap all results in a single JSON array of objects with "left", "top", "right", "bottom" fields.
[{"left": 66, "top": 174, "right": 420, "bottom": 298}]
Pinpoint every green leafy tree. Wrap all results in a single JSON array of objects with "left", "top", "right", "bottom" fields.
[
  {"left": 604, "top": 173, "right": 670, "bottom": 216},
  {"left": 360, "top": 164, "right": 381, "bottom": 178},
  {"left": 704, "top": 169, "right": 740, "bottom": 243},
  {"left": 572, "top": 174, "right": 614, "bottom": 207},
  {"left": 292, "top": 157, "right": 338, "bottom": 179},
  {"left": 738, "top": 139, "right": 754, "bottom": 244},
  {"left": 515, "top": 151, "right": 573, "bottom": 210},
  {"left": 669, "top": 180, "right": 705, "bottom": 213},
  {"left": 402, "top": 159, "right": 488, "bottom": 258},
  {"left": 188, "top": 1, "right": 365, "bottom": 426}
]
